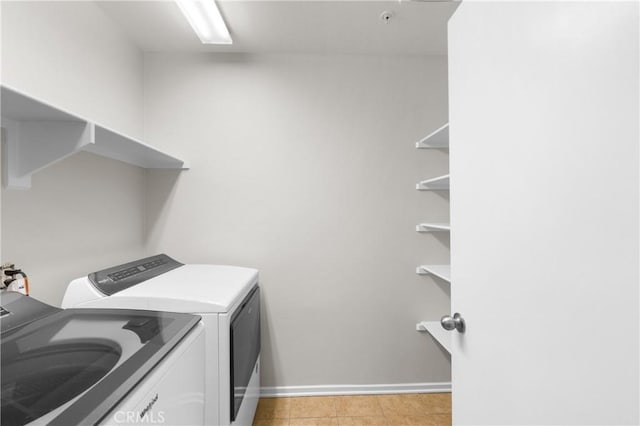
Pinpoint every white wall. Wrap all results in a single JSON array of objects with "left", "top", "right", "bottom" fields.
[
  {"left": 1, "top": 1, "right": 147, "bottom": 305},
  {"left": 144, "top": 53, "right": 452, "bottom": 388},
  {"left": 1, "top": 1, "right": 144, "bottom": 138}
]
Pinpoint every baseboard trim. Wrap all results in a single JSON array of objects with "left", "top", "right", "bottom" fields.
[{"left": 260, "top": 382, "right": 451, "bottom": 398}]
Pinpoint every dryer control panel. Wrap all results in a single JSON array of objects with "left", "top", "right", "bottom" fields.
[{"left": 89, "top": 254, "right": 183, "bottom": 296}]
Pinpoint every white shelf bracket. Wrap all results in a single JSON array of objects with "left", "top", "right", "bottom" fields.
[
  {"left": 416, "top": 265, "right": 451, "bottom": 282},
  {"left": 415, "top": 123, "right": 449, "bottom": 149},
  {"left": 416, "top": 320, "right": 452, "bottom": 353},
  {"left": 416, "top": 175, "right": 450, "bottom": 191},
  {"left": 416, "top": 223, "right": 450, "bottom": 233},
  {"left": 2, "top": 117, "right": 94, "bottom": 189}
]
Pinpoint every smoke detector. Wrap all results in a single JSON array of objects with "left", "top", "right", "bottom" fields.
[{"left": 380, "top": 11, "right": 395, "bottom": 24}]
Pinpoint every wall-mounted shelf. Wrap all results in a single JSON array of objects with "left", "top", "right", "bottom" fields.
[
  {"left": 416, "top": 321, "right": 451, "bottom": 353},
  {"left": 416, "top": 223, "right": 450, "bottom": 232},
  {"left": 416, "top": 174, "right": 450, "bottom": 191},
  {"left": 415, "top": 123, "right": 449, "bottom": 149},
  {"left": 415, "top": 123, "right": 451, "bottom": 354},
  {"left": 416, "top": 265, "right": 451, "bottom": 282},
  {"left": 1, "top": 85, "right": 188, "bottom": 189}
]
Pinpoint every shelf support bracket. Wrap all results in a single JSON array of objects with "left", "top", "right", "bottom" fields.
[{"left": 1, "top": 117, "right": 95, "bottom": 189}]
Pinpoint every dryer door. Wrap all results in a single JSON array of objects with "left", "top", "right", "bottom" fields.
[{"left": 230, "top": 286, "right": 260, "bottom": 421}]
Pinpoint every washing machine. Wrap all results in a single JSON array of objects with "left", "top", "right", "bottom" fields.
[
  {"left": 61, "top": 254, "right": 260, "bottom": 426},
  {"left": 1, "top": 291, "right": 205, "bottom": 425}
]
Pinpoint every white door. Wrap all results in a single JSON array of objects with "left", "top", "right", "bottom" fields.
[{"left": 448, "top": 2, "right": 639, "bottom": 425}]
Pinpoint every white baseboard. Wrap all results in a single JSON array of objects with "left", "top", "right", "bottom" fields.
[{"left": 260, "top": 382, "right": 451, "bottom": 398}]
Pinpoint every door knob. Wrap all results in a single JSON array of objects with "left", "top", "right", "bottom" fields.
[{"left": 441, "top": 313, "right": 465, "bottom": 333}]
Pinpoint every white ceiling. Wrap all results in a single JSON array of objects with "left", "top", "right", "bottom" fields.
[{"left": 96, "top": 1, "right": 459, "bottom": 55}]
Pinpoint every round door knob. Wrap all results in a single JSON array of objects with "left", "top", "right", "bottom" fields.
[{"left": 441, "top": 313, "right": 465, "bottom": 333}]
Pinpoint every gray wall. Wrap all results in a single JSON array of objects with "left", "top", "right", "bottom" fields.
[
  {"left": 2, "top": 153, "right": 147, "bottom": 305},
  {"left": 143, "top": 53, "right": 451, "bottom": 388},
  {"left": 1, "top": 1, "right": 147, "bottom": 305}
]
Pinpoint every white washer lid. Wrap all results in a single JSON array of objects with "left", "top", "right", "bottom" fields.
[{"left": 81, "top": 264, "right": 258, "bottom": 313}]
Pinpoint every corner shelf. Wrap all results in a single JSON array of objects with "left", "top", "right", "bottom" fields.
[
  {"left": 1, "top": 85, "right": 188, "bottom": 189},
  {"left": 416, "top": 223, "right": 450, "bottom": 233},
  {"left": 415, "top": 123, "right": 449, "bottom": 149},
  {"left": 416, "top": 174, "right": 449, "bottom": 191},
  {"left": 416, "top": 265, "right": 451, "bottom": 282},
  {"left": 416, "top": 321, "right": 451, "bottom": 353},
  {"left": 414, "top": 123, "right": 452, "bottom": 353}
]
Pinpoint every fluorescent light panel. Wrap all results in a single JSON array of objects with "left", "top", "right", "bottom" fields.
[{"left": 176, "top": 0, "right": 232, "bottom": 45}]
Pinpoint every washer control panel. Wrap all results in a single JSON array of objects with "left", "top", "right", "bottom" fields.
[{"left": 89, "top": 254, "right": 183, "bottom": 296}]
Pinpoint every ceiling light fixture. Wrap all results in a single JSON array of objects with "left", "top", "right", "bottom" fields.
[{"left": 175, "top": 0, "right": 232, "bottom": 45}]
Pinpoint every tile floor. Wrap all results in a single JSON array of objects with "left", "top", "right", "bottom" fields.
[{"left": 253, "top": 393, "right": 451, "bottom": 426}]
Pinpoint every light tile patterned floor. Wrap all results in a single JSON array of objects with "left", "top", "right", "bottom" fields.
[{"left": 253, "top": 394, "right": 451, "bottom": 426}]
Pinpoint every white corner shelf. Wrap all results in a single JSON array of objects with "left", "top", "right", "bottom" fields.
[
  {"left": 416, "top": 321, "right": 451, "bottom": 353},
  {"left": 414, "top": 122, "right": 451, "bottom": 356},
  {"left": 416, "top": 174, "right": 450, "bottom": 191},
  {"left": 416, "top": 265, "right": 451, "bottom": 282},
  {"left": 416, "top": 223, "right": 450, "bottom": 233},
  {"left": 415, "top": 123, "right": 449, "bottom": 149},
  {"left": 1, "top": 85, "right": 188, "bottom": 189}
]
